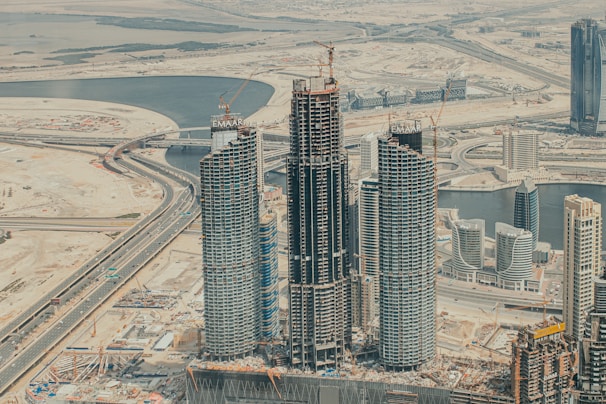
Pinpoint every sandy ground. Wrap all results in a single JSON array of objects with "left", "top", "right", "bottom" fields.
[
  {"left": 0, "top": 98, "right": 177, "bottom": 330},
  {"left": 1, "top": 0, "right": 606, "bottom": 397}
]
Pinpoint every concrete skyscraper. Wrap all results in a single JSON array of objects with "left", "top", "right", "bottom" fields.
[
  {"left": 201, "top": 115, "right": 260, "bottom": 360},
  {"left": 359, "top": 132, "right": 378, "bottom": 177},
  {"left": 357, "top": 177, "right": 380, "bottom": 329},
  {"left": 514, "top": 178, "right": 540, "bottom": 249},
  {"left": 495, "top": 222, "right": 534, "bottom": 291},
  {"left": 578, "top": 273, "right": 606, "bottom": 403},
  {"left": 260, "top": 210, "right": 280, "bottom": 341},
  {"left": 563, "top": 194, "right": 602, "bottom": 341},
  {"left": 450, "top": 219, "right": 485, "bottom": 281},
  {"left": 496, "top": 130, "right": 546, "bottom": 183},
  {"left": 287, "top": 75, "right": 351, "bottom": 370},
  {"left": 502, "top": 131, "right": 539, "bottom": 171},
  {"left": 571, "top": 19, "right": 606, "bottom": 136},
  {"left": 378, "top": 120, "right": 436, "bottom": 370},
  {"left": 511, "top": 322, "right": 574, "bottom": 404}
]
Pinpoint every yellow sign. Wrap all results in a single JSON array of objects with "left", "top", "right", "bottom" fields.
[{"left": 533, "top": 322, "right": 566, "bottom": 339}]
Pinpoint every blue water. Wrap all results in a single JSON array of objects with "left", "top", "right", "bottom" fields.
[
  {"left": 0, "top": 76, "right": 604, "bottom": 249},
  {"left": 0, "top": 76, "right": 274, "bottom": 172},
  {"left": 438, "top": 183, "right": 606, "bottom": 249}
]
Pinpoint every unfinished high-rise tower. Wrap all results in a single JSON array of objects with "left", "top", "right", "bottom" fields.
[
  {"left": 287, "top": 69, "right": 351, "bottom": 369},
  {"left": 511, "top": 322, "right": 575, "bottom": 404},
  {"left": 201, "top": 115, "right": 260, "bottom": 360},
  {"left": 378, "top": 120, "right": 436, "bottom": 370},
  {"left": 578, "top": 273, "right": 606, "bottom": 403}
]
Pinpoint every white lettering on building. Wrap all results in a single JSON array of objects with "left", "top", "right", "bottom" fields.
[{"left": 212, "top": 119, "right": 244, "bottom": 128}]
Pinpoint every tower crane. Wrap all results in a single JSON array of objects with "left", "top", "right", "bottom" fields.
[
  {"left": 429, "top": 80, "right": 452, "bottom": 302},
  {"left": 313, "top": 40, "right": 335, "bottom": 81},
  {"left": 218, "top": 70, "right": 257, "bottom": 119},
  {"left": 429, "top": 81, "right": 452, "bottom": 171},
  {"left": 505, "top": 298, "right": 551, "bottom": 324}
]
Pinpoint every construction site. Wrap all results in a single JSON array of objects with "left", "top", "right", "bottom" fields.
[
  {"left": 184, "top": 355, "right": 514, "bottom": 404},
  {"left": 511, "top": 321, "right": 576, "bottom": 404}
]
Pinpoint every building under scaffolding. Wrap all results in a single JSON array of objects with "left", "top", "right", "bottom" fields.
[
  {"left": 578, "top": 274, "right": 606, "bottom": 403},
  {"left": 510, "top": 321, "right": 576, "bottom": 404}
]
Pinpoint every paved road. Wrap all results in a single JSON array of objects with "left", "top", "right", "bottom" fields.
[{"left": 0, "top": 152, "right": 200, "bottom": 394}]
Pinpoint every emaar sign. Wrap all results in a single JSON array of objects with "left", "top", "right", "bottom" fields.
[{"left": 212, "top": 118, "right": 244, "bottom": 128}]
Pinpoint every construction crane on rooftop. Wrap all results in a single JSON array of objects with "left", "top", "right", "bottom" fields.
[
  {"left": 218, "top": 70, "right": 257, "bottom": 119},
  {"left": 313, "top": 40, "right": 335, "bottom": 81}
]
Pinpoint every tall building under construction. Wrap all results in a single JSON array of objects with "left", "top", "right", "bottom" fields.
[
  {"left": 200, "top": 115, "right": 260, "bottom": 360},
  {"left": 287, "top": 75, "right": 351, "bottom": 369},
  {"left": 571, "top": 19, "right": 606, "bottom": 136},
  {"left": 378, "top": 120, "right": 436, "bottom": 370},
  {"left": 578, "top": 273, "right": 606, "bottom": 403},
  {"left": 510, "top": 322, "right": 575, "bottom": 404},
  {"left": 563, "top": 195, "right": 602, "bottom": 341}
]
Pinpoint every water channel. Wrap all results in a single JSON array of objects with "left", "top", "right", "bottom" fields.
[{"left": 0, "top": 76, "right": 604, "bottom": 249}]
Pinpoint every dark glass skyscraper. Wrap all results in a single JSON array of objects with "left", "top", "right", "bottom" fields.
[
  {"left": 513, "top": 178, "right": 539, "bottom": 249},
  {"left": 571, "top": 19, "right": 606, "bottom": 136},
  {"left": 287, "top": 76, "right": 351, "bottom": 370}
]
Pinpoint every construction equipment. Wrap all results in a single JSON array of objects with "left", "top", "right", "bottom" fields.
[
  {"left": 91, "top": 317, "right": 96, "bottom": 338},
  {"left": 267, "top": 368, "right": 282, "bottom": 399},
  {"left": 429, "top": 81, "right": 452, "bottom": 169},
  {"left": 505, "top": 298, "right": 551, "bottom": 324},
  {"left": 186, "top": 367, "right": 199, "bottom": 392},
  {"left": 218, "top": 70, "right": 257, "bottom": 119},
  {"left": 492, "top": 301, "right": 501, "bottom": 330},
  {"left": 353, "top": 253, "right": 378, "bottom": 276},
  {"left": 313, "top": 40, "right": 335, "bottom": 79},
  {"left": 429, "top": 81, "right": 451, "bottom": 313}
]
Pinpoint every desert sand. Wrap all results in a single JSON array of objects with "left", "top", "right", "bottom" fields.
[
  {"left": 1, "top": 0, "right": 605, "bottom": 396},
  {"left": 0, "top": 97, "right": 178, "bottom": 327}
]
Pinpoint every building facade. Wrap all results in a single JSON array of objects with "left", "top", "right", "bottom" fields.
[
  {"left": 360, "top": 132, "right": 378, "bottom": 177},
  {"left": 378, "top": 120, "right": 436, "bottom": 370},
  {"left": 200, "top": 117, "right": 260, "bottom": 360},
  {"left": 495, "top": 131, "right": 548, "bottom": 183},
  {"left": 357, "top": 176, "right": 380, "bottom": 328},
  {"left": 563, "top": 195, "right": 602, "bottom": 341},
  {"left": 259, "top": 210, "right": 280, "bottom": 340},
  {"left": 450, "top": 219, "right": 485, "bottom": 282},
  {"left": 502, "top": 131, "right": 539, "bottom": 171},
  {"left": 571, "top": 19, "right": 606, "bottom": 137},
  {"left": 495, "top": 222, "right": 534, "bottom": 291},
  {"left": 513, "top": 178, "right": 540, "bottom": 250},
  {"left": 287, "top": 76, "right": 351, "bottom": 370},
  {"left": 578, "top": 274, "right": 606, "bottom": 403},
  {"left": 510, "top": 322, "right": 574, "bottom": 404}
]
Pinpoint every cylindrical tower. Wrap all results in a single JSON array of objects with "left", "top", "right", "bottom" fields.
[
  {"left": 495, "top": 222, "right": 533, "bottom": 290},
  {"left": 378, "top": 120, "right": 436, "bottom": 371},
  {"left": 201, "top": 119, "right": 260, "bottom": 360}
]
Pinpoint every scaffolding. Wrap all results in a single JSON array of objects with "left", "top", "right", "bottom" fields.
[{"left": 510, "top": 321, "right": 574, "bottom": 404}]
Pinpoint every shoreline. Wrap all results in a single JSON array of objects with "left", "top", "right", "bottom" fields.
[{"left": 441, "top": 179, "right": 606, "bottom": 192}]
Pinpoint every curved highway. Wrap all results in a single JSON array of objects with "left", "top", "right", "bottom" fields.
[{"left": 0, "top": 146, "right": 200, "bottom": 394}]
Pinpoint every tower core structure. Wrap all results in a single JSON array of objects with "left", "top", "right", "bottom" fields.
[{"left": 287, "top": 75, "right": 351, "bottom": 370}]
